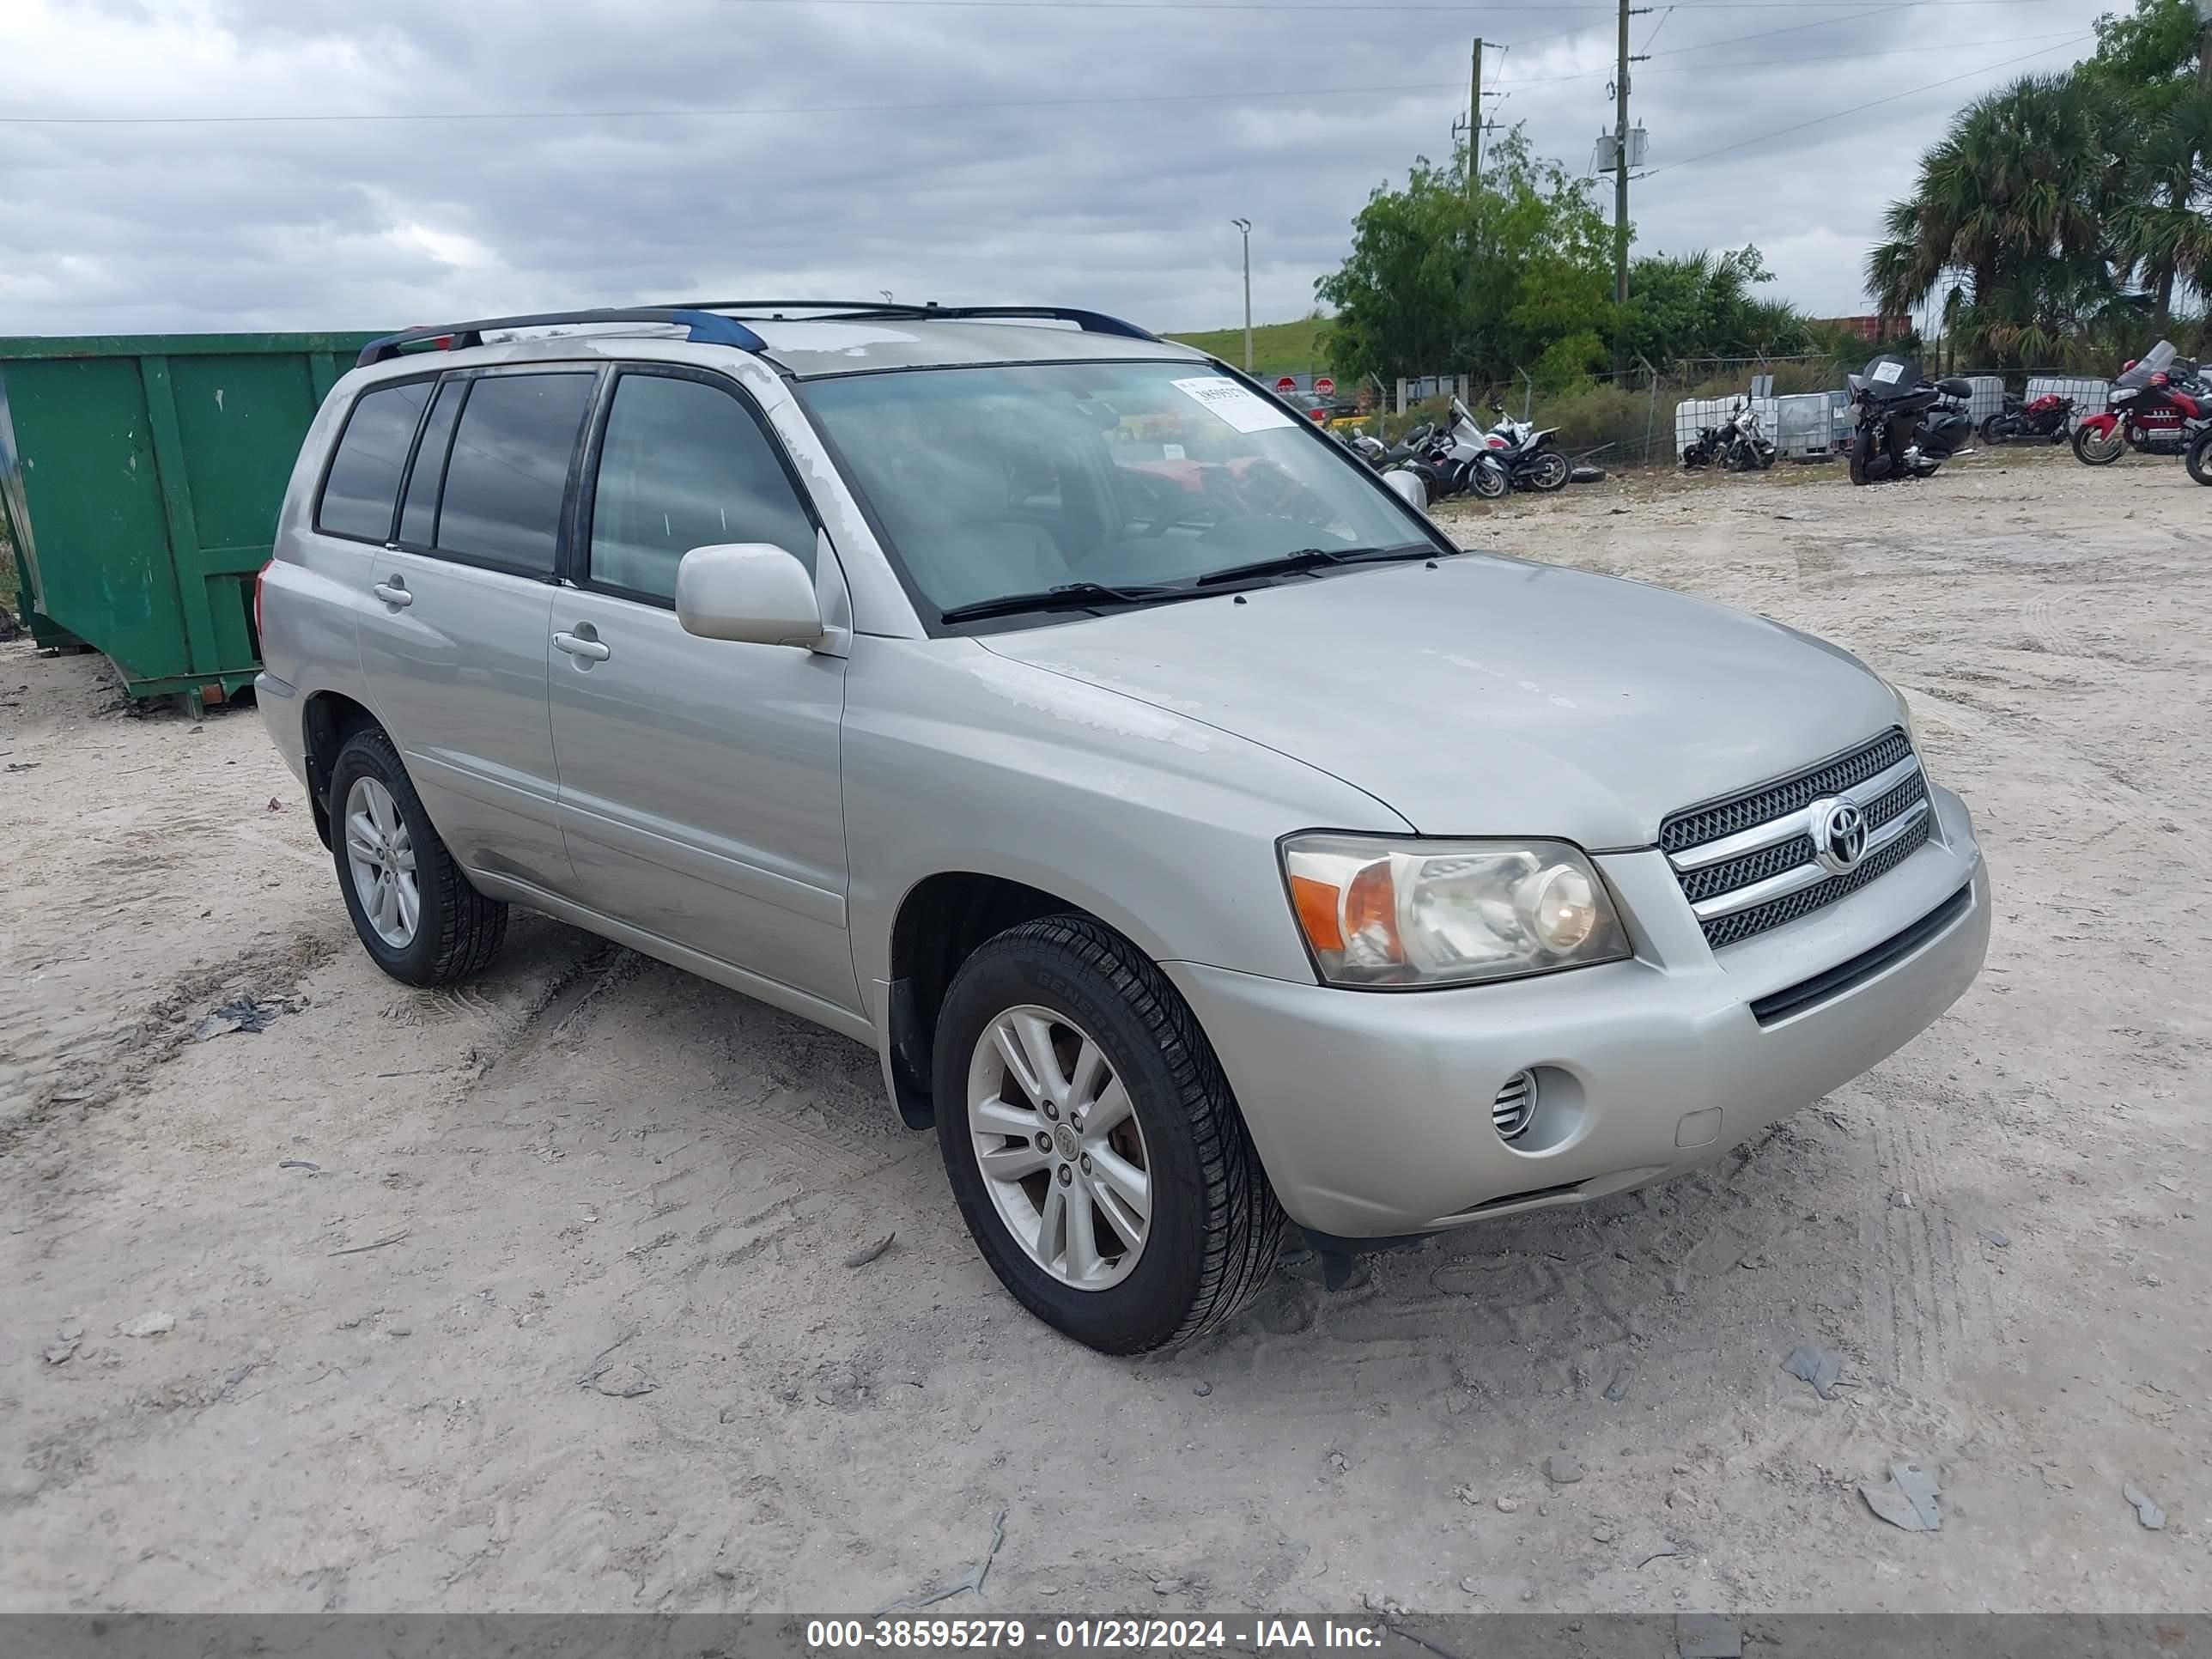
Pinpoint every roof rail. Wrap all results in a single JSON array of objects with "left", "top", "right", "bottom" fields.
[
  {"left": 671, "top": 301, "right": 1159, "bottom": 342},
  {"left": 356, "top": 307, "right": 767, "bottom": 368}
]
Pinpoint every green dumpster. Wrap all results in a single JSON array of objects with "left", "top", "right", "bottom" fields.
[{"left": 0, "top": 331, "right": 380, "bottom": 708}]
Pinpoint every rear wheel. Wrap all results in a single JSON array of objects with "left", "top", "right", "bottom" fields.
[
  {"left": 2073, "top": 422, "right": 2124, "bottom": 465},
  {"left": 327, "top": 727, "right": 507, "bottom": 986},
  {"left": 1978, "top": 415, "right": 2008, "bottom": 447},
  {"left": 1468, "top": 459, "right": 1509, "bottom": 500},
  {"left": 1526, "top": 450, "right": 1571, "bottom": 490},
  {"left": 934, "top": 915, "right": 1283, "bottom": 1353}
]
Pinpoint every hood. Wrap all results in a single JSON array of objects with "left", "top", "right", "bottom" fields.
[{"left": 978, "top": 553, "right": 1903, "bottom": 848}]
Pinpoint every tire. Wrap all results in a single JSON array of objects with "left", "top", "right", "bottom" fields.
[
  {"left": 2187, "top": 428, "right": 2212, "bottom": 487},
  {"left": 1468, "top": 459, "right": 1509, "bottom": 500},
  {"left": 1978, "top": 415, "right": 2008, "bottom": 447},
  {"left": 327, "top": 726, "right": 507, "bottom": 987},
  {"left": 1848, "top": 427, "right": 1874, "bottom": 486},
  {"left": 1527, "top": 450, "right": 1571, "bottom": 490},
  {"left": 933, "top": 915, "right": 1284, "bottom": 1353},
  {"left": 1755, "top": 446, "right": 1777, "bottom": 471},
  {"left": 2073, "top": 422, "right": 2124, "bottom": 465}
]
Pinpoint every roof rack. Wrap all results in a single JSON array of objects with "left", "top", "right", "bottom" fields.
[
  {"left": 356, "top": 307, "right": 767, "bottom": 368},
  {"left": 670, "top": 301, "right": 1159, "bottom": 342}
]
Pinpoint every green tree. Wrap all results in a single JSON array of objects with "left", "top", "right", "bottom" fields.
[
  {"left": 1316, "top": 127, "right": 1613, "bottom": 387},
  {"left": 1619, "top": 245, "right": 1814, "bottom": 369},
  {"left": 1866, "top": 72, "right": 2121, "bottom": 366},
  {"left": 2081, "top": 0, "right": 2212, "bottom": 322}
]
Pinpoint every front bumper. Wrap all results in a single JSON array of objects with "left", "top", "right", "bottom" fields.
[{"left": 1164, "top": 784, "right": 1989, "bottom": 1239}]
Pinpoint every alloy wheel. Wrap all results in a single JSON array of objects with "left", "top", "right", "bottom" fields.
[
  {"left": 343, "top": 776, "right": 420, "bottom": 948},
  {"left": 968, "top": 1005, "right": 1152, "bottom": 1291}
]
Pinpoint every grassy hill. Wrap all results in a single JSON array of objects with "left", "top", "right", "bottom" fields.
[{"left": 1163, "top": 316, "right": 1336, "bottom": 377}]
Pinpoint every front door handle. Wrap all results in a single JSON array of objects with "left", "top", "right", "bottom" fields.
[
  {"left": 371, "top": 577, "right": 411, "bottom": 608},
  {"left": 553, "top": 629, "right": 611, "bottom": 662}
]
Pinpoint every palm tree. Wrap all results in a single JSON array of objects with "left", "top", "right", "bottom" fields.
[
  {"left": 1866, "top": 73, "right": 2121, "bottom": 366},
  {"left": 2112, "top": 88, "right": 2212, "bottom": 322}
]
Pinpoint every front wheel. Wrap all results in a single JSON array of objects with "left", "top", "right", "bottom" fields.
[
  {"left": 2186, "top": 427, "right": 2212, "bottom": 487},
  {"left": 1849, "top": 427, "right": 1875, "bottom": 485},
  {"left": 1978, "top": 415, "right": 2008, "bottom": 447},
  {"left": 934, "top": 915, "right": 1284, "bottom": 1352},
  {"left": 2074, "top": 422, "right": 2124, "bottom": 465},
  {"left": 1526, "top": 450, "right": 1571, "bottom": 490}
]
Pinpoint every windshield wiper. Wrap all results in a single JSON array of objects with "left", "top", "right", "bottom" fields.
[
  {"left": 938, "top": 580, "right": 1191, "bottom": 624},
  {"left": 1192, "top": 543, "right": 1440, "bottom": 587}
]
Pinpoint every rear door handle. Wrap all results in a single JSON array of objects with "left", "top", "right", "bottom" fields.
[
  {"left": 370, "top": 578, "right": 411, "bottom": 608},
  {"left": 553, "top": 630, "right": 611, "bottom": 662}
]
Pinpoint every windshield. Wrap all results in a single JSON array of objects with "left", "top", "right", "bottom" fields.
[
  {"left": 2116, "top": 341, "right": 2177, "bottom": 389},
  {"left": 802, "top": 361, "right": 1435, "bottom": 620}
]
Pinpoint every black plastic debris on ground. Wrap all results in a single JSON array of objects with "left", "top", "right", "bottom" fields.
[
  {"left": 1783, "top": 1345, "right": 1843, "bottom": 1399},
  {"left": 191, "top": 994, "right": 307, "bottom": 1041},
  {"left": 1861, "top": 1462, "right": 1942, "bottom": 1531}
]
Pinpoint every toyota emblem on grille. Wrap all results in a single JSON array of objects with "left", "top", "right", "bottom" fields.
[{"left": 1811, "top": 798, "right": 1868, "bottom": 875}]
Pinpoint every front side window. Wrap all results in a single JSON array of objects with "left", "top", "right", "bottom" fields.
[
  {"left": 586, "top": 374, "right": 816, "bottom": 604},
  {"left": 801, "top": 360, "right": 1432, "bottom": 619},
  {"left": 317, "top": 380, "right": 432, "bottom": 542},
  {"left": 434, "top": 372, "right": 595, "bottom": 576}
]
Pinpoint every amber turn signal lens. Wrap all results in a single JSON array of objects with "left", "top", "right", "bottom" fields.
[{"left": 1290, "top": 873, "right": 1345, "bottom": 952}]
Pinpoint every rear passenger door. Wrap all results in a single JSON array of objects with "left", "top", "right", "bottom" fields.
[
  {"left": 350, "top": 367, "right": 597, "bottom": 895},
  {"left": 546, "top": 365, "right": 858, "bottom": 1013}
]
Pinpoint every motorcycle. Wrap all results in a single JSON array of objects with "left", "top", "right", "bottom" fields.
[
  {"left": 1479, "top": 400, "right": 1571, "bottom": 491},
  {"left": 2073, "top": 341, "right": 2208, "bottom": 465},
  {"left": 1978, "top": 389, "right": 2075, "bottom": 447},
  {"left": 1846, "top": 355, "right": 1974, "bottom": 484},
  {"left": 1680, "top": 399, "right": 1777, "bottom": 471}
]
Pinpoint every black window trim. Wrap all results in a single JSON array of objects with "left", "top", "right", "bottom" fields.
[
  {"left": 392, "top": 374, "right": 465, "bottom": 556},
  {"left": 567, "top": 362, "right": 826, "bottom": 613},
  {"left": 386, "top": 362, "right": 607, "bottom": 584},
  {"left": 312, "top": 373, "right": 441, "bottom": 546}
]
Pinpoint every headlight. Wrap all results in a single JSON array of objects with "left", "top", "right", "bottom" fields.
[{"left": 1281, "top": 834, "right": 1630, "bottom": 988}]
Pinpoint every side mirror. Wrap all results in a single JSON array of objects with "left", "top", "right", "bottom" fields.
[
  {"left": 676, "top": 543, "right": 827, "bottom": 648},
  {"left": 1382, "top": 469, "right": 1428, "bottom": 513},
  {"left": 1488, "top": 399, "right": 1504, "bottom": 414}
]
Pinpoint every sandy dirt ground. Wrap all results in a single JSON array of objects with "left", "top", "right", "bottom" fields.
[{"left": 2, "top": 444, "right": 2206, "bottom": 1615}]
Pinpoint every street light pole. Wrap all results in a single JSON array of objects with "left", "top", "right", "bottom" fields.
[{"left": 1231, "top": 218, "right": 1254, "bottom": 373}]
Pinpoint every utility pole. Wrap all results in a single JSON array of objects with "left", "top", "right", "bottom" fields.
[
  {"left": 1613, "top": 0, "right": 1632, "bottom": 376},
  {"left": 2198, "top": 0, "right": 2212, "bottom": 89},
  {"left": 1231, "top": 218, "right": 1253, "bottom": 373},
  {"left": 1469, "top": 39, "right": 1484, "bottom": 192}
]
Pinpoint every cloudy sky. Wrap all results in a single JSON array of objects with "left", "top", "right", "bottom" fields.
[{"left": 2, "top": 0, "right": 2116, "bottom": 340}]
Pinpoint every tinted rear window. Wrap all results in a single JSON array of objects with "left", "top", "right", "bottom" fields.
[
  {"left": 434, "top": 373, "right": 595, "bottom": 575},
  {"left": 317, "top": 380, "right": 432, "bottom": 542}
]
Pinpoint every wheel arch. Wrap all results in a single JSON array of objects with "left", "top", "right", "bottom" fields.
[
  {"left": 883, "top": 869, "right": 1143, "bottom": 1129},
  {"left": 301, "top": 690, "right": 382, "bottom": 849}
]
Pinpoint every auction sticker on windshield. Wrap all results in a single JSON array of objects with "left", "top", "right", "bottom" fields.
[
  {"left": 1871, "top": 361, "right": 1904, "bottom": 384},
  {"left": 1172, "top": 376, "right": 1296, "bottom": 433}
]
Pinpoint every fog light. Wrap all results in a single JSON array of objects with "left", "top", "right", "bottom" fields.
[{"left": 1492, "top": 1070, "right": 1538, "bottom": 1140}]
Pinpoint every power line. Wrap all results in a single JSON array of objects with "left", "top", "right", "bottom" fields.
[
  {"left": 701, "top": 0, "right": 2071, "bottom": 9},
  {"left": 1498, "top": 28, "right": 2087, "bottom": 89},
  {"left": 0, "top": 79, "right": 1465, "bottom": 125},
  {"left": 1639, "top": 33, "right": 2092, "bottom": 175},
  {"left": 1497, "top": 2, "right": 1911, "bottom": 83}
]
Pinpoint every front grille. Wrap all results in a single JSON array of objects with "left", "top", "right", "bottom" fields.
[
  {"left": 1662, "top": 727, "right": 1931, "bottom": 951},
  {"left": 1699, "top": 815, "right": 1931, "bottom": 949},
  {"left": 1660, "top": 729, "right": 1913, "bottom": 855}
]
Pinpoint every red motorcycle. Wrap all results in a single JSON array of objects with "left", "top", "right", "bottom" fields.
[
  {"left": 1978, "top": 391, "right": 2074, "bottom": 446},
  {"left": 2074, "top": 341, "right": 2208, "bottom": 464}
]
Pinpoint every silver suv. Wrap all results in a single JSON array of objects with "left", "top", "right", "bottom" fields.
[{"left": 258, "top": 301, "right": 1989, "bottom": 1352}]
